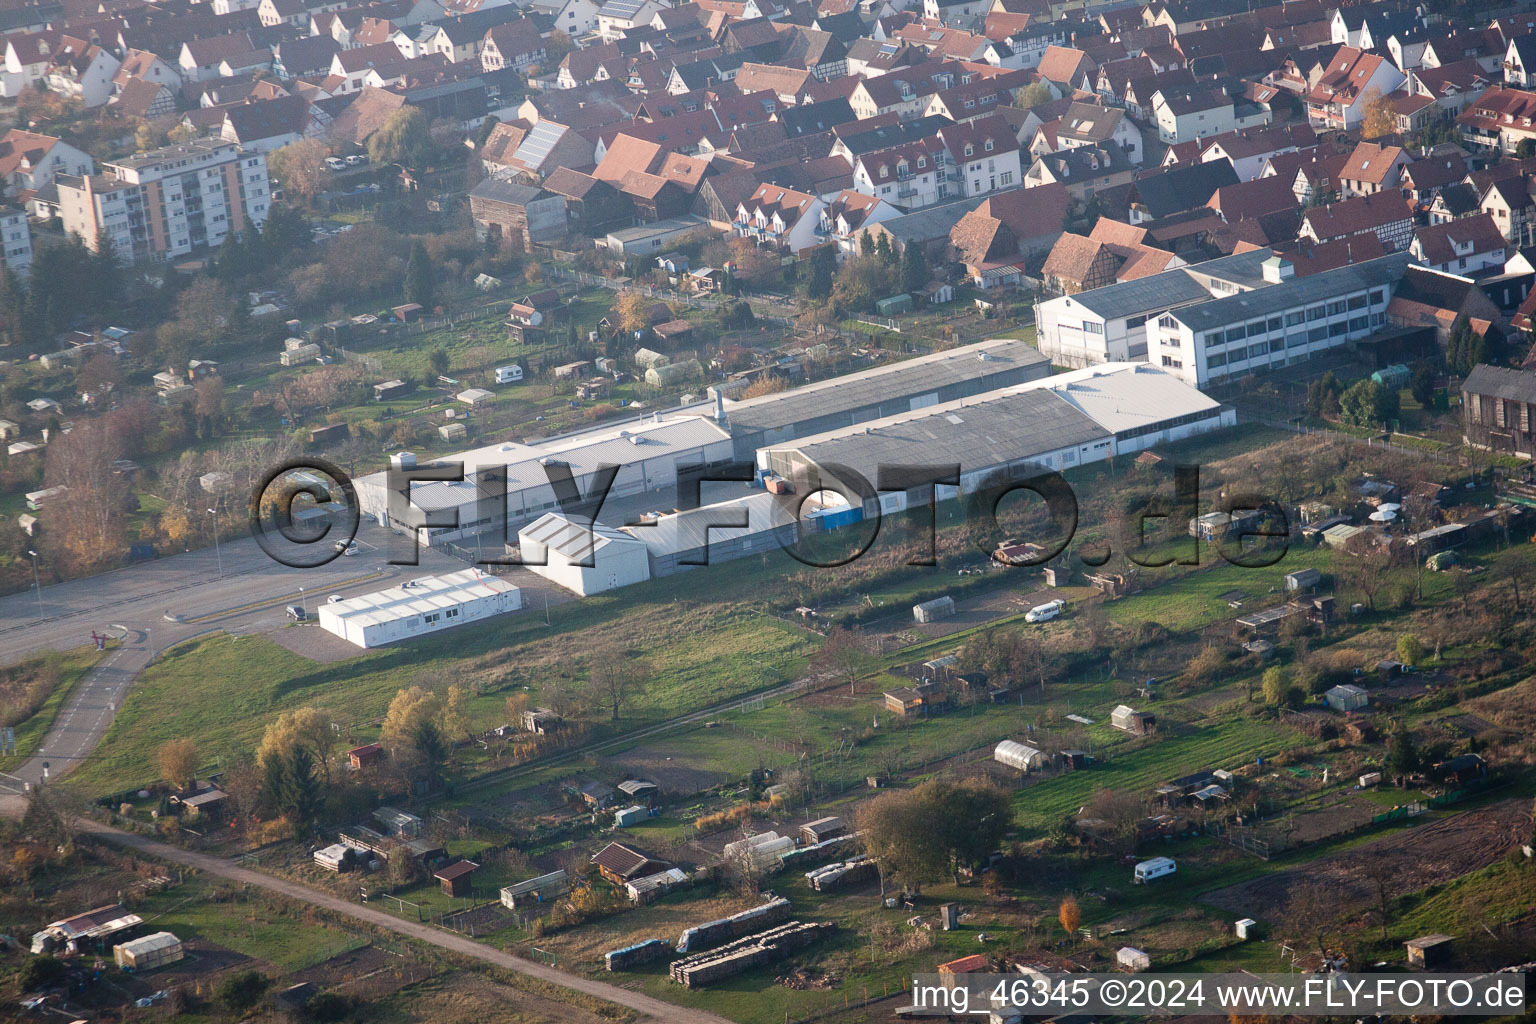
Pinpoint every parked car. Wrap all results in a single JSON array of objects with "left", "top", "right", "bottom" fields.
[
  {"left": 324, "top": 157, "right": 346, "bottom": 171},
  {"left": 285, "top": 605, "right": 307, "bottom": 620},
  {"left": 328, "top": 594, "right": 343, "bottom": 603},
  {"left": 345, "top": 154, "right": 368, "bottom": 167}
]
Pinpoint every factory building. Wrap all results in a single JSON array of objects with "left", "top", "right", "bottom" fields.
[
  {"left": 518, "top": 512, "right": 653, "bottom": 595},
  {"left": 1034, "top": 248, "right": 1278, "bottom": 369},
  {"left": 1035, "top": 247, "right": 1415, "bottom": 388},
  {"left": 354, "top": 415, "right": 734, "bottom": 546},
  {"left": 620, "top": 491, "right": 803, "bottom": 576},
  {"left": 708, "top": 337, "right": 1052, "bottom": 459},
  {"left": 317, "top": 569, "right": 521, "bottom": 648},
  {"left": 1145, "top": 254, "right": 1409, "bottom": 389},
  {"left": 755, "top": 364, "right": 1233, "bottom": 516}
]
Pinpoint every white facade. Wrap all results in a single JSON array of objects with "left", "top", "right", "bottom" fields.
[
  {"left": 0, "top": 207, "right": 32, "bottom": 273},
  {"left": 518, "top": 512, "right": 652, "bottom": 595},
  {"left": 1152, "top": 90, "right": 1235, "bottom": 144},
  {"left": 57, "top": 139, "right": 270, "bottom": 261},
  {"left": 318, "top": 568, "right": 521, "bottom": 648},
  {"left": 355, "top": 415, "right": 734, "bottom": 546}
]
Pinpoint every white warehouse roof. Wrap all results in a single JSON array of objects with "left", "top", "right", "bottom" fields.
[
  {"left": 357, "top": 414, "right": 732, "bottom": 515},
  {"left": 322, "top": 568, "right": 518, "bottom": 633},
  {"left": 620, "top": 491, "right": 797, "bottom": 556},
  {"left": 521, "top": 511, "right": 646, "bottom": 562}
]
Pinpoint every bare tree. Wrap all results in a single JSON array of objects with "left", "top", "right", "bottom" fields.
[
  {"left": 1283, "top": 878, "right": 1339, "bottom": 960},
  {"left": 1368, "top": 849, "right": 1406, "bottom": 941},
  {"left": 588, "top": 645, "right": 652, "bottom": 721},
  {"left": 812, "top": 625, "right": 874, "bottom": 696}
]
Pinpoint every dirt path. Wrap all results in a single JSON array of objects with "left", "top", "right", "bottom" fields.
[{"left": 84, "top": 823, "right": 732, "bottom": 1024}]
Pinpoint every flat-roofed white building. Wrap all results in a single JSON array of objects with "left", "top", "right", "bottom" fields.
[
  {"left": 756, "top": 363, "right": 1234, "bottom": 516},
  {"left": 318, "top": 568, "right": 521, "bottom": 648},
  {"left": 518, "top": 512, "right": 652, "bottom": 595},
  {"left": 355, "top": 414, "right": 735, "bottom": 546}
]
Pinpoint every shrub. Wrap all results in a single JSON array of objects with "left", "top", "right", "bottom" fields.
[
  {"left": 305, "top": 992, "right": 353, "bottom": 1022},
  {"left": 19, "top": 955, "right": 65, "bottom": 992},
  {"left": 218, "top": 970, "right": 270, "bottom": 1011}
]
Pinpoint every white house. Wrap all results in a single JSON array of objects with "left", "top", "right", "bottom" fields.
[
  {"left": 1409, "top": 213, "right": 1507, "bottom": 275},
  {"left": 1151, "top": 87, "right": 1235, "bottom": 144},
  {"left": 1, "top": 206, "right": 33, "bottom": 274},
  {"left": 735, "top": 183, "right": 827, "bottom": 256},
  {"left": 529, "top": 0, "right": 601, "bottom": 38},
  {"left": 0, "top": 130, "right": 94, "bottom": 193},
  {"left": 46, "top": 42, "right": 120, "bottom": 108},
  {"left": 595, "top": 0, "right": 670, "bottom": 42},
  {"left": 518, "top": 513, "right": 652, "bottom": 595}
]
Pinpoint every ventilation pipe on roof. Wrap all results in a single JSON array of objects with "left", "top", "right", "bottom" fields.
[{"left": 714, "top": 387, "right": 727, "bottom": 422}]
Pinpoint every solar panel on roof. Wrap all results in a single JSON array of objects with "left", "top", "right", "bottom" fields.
[{"left": 515, "top": 120, "right": 565, "bottom": 167}]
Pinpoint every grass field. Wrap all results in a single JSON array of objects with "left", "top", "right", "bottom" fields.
[
  {"left": 0, "top": 646, "right": 101, "bottom": 773},
  {"left": 68, "top": 585, "right": 818, "bottom": 794},
  {"left": 137, "top": 884, "right": 367, "bottom": 973}
]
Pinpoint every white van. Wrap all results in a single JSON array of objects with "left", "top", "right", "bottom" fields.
[
  {"left": 1025, "top": 599, "right": 1065, "bottom": 623},
  {"left": 495, "top": 364, "right": 524, "bottom": 384},
  {"left": 324, "top": 156, "right": 346, "bottom": 171}
]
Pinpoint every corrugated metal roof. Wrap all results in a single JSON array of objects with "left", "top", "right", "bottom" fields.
[
  {"left": 322, "top": 569, "right": 517, "bottom": 630},
  {"left": 722, "top": 337, "right": 1049, "bottom": 433},
  {"left": 357, "top": 415, "right": 732, "bottom": 513},
  {"left": 521, "top": 511, "right": 645, "bottom": 561},
  {"left": 620, "top": 491, "right": 797, "bottom": 556}
]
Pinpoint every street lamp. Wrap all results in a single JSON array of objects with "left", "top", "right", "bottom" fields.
[
  {"left": 207, "top": 508, "right": 223, "bottom": 576},
  {"left": 27, "top": 550, "right": 42, "bottom": 620},
  {"left": 298, "top": 586, "right": 305, "bottom": 618}
]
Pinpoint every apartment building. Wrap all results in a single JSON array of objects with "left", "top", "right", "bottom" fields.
[
  {"left": 57, "top": 139, "right": 270, "bottom": 262},
  {"left": 0, "top": 206, "right": 32, "bottom": 273}
]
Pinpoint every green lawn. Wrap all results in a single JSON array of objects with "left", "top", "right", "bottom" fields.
[{"left": 137, "top": 885, "right": 366, "bottom": 973}]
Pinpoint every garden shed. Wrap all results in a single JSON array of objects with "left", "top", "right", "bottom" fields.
[{"left": 114, "top": 932, "right": 183, "bottom": 971}]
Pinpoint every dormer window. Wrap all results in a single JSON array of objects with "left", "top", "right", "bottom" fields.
[
  {"left": 984, "top": 138, "right": 994, "bottom": 151},
  {"left": 917, "top": 155, "right": 926, "bottom": 167},
  {"left": 963, "top": 143, "right": 974, "bottom": 156}
]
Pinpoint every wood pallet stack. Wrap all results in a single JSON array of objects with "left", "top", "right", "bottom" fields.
[
  {"left": 804, "top": 856, "right": 878, "bottom": 892},
  {"left": 604, "top": 938, "right": 671, "bottom": 971},
  {"left": 670, "top": 921, "right": 836, "bottom": 988},
  {"left": 675, "top": 897, "right": 792, "bottom": 953}
]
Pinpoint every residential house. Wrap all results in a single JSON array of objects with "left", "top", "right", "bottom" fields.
[
  {"left": 1480, "top": 175, "right": 1536, "bottom": 245},
  {"left": 112, "top": 78, "right": 176, "bottom": 118},
  {"left": 1505, "top": 35, "right": 1536, "bottom": 87},
  {"left": 46, "top": 40, "right": 120, "bottom": 108},
  {"left": 0, "top": 206, "right": 32, "bottom": 274},
  {"left": 530, "top": 0, "right": 602, "bottom": 37},
  {"left": 179, "top": 33, "right": 258, "bottom": 82},
  {"left": 948, "top": 181, "right": 1071, "bottom": 285},
  {"left": 1337, "top": 141, "right": 1410, "bottom": 198},
  {"left": 481, "top": 120, "right": 595, "bottom": 181},
  {"left": 1300, "top": 193, "right": 1414, "bottom": 251},
  {"left": 481, "top": 19, "right": 546, "bottom": 72},
  {"left": 939, "top": 114, "right": 1024, "bottom": 198},
  {"left": 0, "top": 32, "right": 54, "bottom": 99},
  {"left": 1410, "top": 213, "right": 1507, "bottom": 275},
  {"left": 1459, "top": 86, "right": 1536, "bottom": 152},
  {"left": 1040, "top": 217, "right": 1183, "bottom": 293},
  {"left": 736, "top": 182, "right": 827, "bottom": 254},
  {"left": 1409, "top": 59, "right": 1493, "bottom": 121},
  {"left": 0, "top": 130, "right": 93, "bottom": 193},
  {"left": 819, "top": 188, "right": 901, "bottom": 259},
  {"left": 1024, "top": 142, "right": 1135, "bottom": 202},
  {"left": 1053, "top": 100, "right": 1142, "bottom": 164},
  {"left": 1035, "top": 44, "right": 1093, "bottom": 94},
  {"left": 1197, "top": 123, "right": 1314, "bottom": 182},
  {"left": 852, "top": 136, "right": 948, "bottom": 208},
  {"left": 1401, "top": 152, "right": 1469, "bottom": 206},
  {"left": 1126, "top": 159, "right": 1239, "bottom": 223},
  {"left": 1306, "top": 45, "right": 1406, "bottom": 130},
  {"left": 331, "top": 43, "right": 412, "bottom": 95},
  {"left": 1152, "top": 87, "right": 1234, "bottom": 143},
  {"left": 596, "top": 0, "right": 670, "bottom": 42}
]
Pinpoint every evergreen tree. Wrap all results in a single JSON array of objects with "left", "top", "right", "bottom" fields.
[
  {"left": 277, "top": 746, "right": 321, "bottom": 833},
  {"left": 91, "top": 234, "right": 123, "bottom": 316},
  {"left": 806, "top": 245, "right": 835, "bottom": 300},
  {"left": 874, "top": 233, "right": 894, "bottom": 265},
  {"left": 1410, "top": 363, "right": 1435, "bottom": 408},
  {"left": 900, "top": 242, "right": 928, "bottom": 293},
  {"left": 215, "top": 232, "right": 243, "bottom": 283},
  {"left": 260, "top": 204, "right": 311, "bottom": 262},
  {"left": 860, "top": 232, "right": 875, "bottom": 257},
  {"left": 404, "top": 239, "right": 435, "bottom": 309}
]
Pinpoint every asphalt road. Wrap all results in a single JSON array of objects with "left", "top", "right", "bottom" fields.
[
  {"left": 86, "top": 823, "right": 733, "bottom": 1024},
  {"left": 0, "top": 525, "right": 465, "bottom": 800}
]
